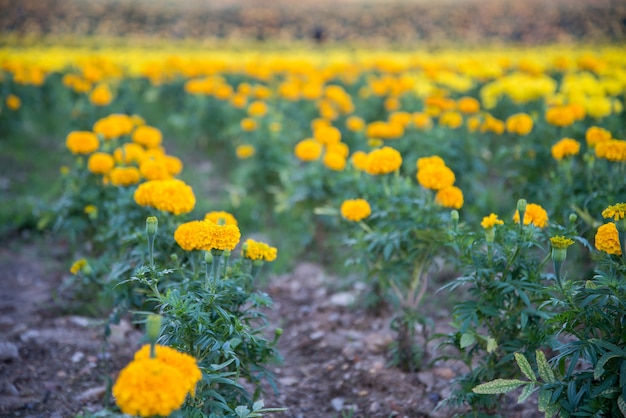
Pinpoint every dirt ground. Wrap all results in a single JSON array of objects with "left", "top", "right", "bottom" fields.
[{"left": 0, "top": 233, "right": 544, "bottom": 418}]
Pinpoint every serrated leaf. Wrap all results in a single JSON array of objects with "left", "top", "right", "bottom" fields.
[
  {"left": 515, "top": 352, "right": 535, "bottom": 381},
  {"left": 518, "top": 383, "right": 536, "bottom": 403},
  {"left": 460, "top": 333, "right": 476, "bottom": 349},
  {"left": 486, "top": 337, "right": 498, "bottom": 353},
  {"left": 536, "top": 350, "right": 555, "bottom": 383},
  {"left": 472, "top": 379, "right": 526, "bottom": 394},
  {"left": 538, "top": 389, "right": 551, "bottom": 412}
]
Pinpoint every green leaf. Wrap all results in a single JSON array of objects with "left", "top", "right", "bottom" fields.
[
  {"left": 594, "top": 353, "right": 622, "bottom": 380},
  {"left": 538, "top": 389, "right": 551, "bottom": 412},
  {"left": 518, "top": 383, "right": 536, "bottom": 403},
  {"left": 515, "top": 352, "right": 535, "bottom": 381},
  {"left": 618, "top": 396, "right": 626, "bottom": 417},
  {"left": 536, "top": 350, "right": 555, "bottom": 383},
  {"left": 472, "top": 379, "right": 527, "bottom": 394},
  {"left": 544, "top": 402, "right": 559, "bottom": 418},
  {"left": 486, "top": 337, "right": 498, "bottom": 353},
  {"left": 460, "top": 333, "right": 476, "bottom": 348}
]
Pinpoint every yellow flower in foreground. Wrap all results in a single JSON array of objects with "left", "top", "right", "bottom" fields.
[
  {"left": 585, "top": 126, "right": 611, "bottom": 148},
  {"left": 132, "top": 125, "right": 163, "bottom": 149},
  {"left": 294, "top": 139, "right": 323, "bottom": 161},
  {"left": 513, "top": 203, "right": 549, "bottom": 228},
  {"left": 481, "top": 213, "right": 504, "bottom": 229},
  {"left": 506, "top": 113, "right": 534, "bottom": 136},
  {"left": 595, "top": 139, "right": 626, "bottom": 162},
  {"left": 242, "top": 238, "right": 278, "bottom": 262},
  {"left": 435, "top": 186, "right": 464, "bottom": 209},
  {"left": 416, "top": 164, "right": 455, "bottom": 191},
  {"left": 209, "top": 223, "right": 241, "bottom": 251},
  {"left": 365, "top": 146, "right": 402, "bottom": 175},
  {"left": 113, "top": 358, "right": 188, "bottom": 417},
  {"left": 550, "top": 236, "right": 574, "bottom": 249},
  {"left": 6, "top": 94, "right": 21, "bottom": 110},
  {"left": 109, "top": 167, "right": 141, "bottom": 187},
  {"left": 595, "top": 223, "right": 621, "bottom": 255},
  {"left": 174, "top": 220, "right": 213, "bottom": 251},
  {"left": 205, "top": 211, "right": 238, "bottom": 226},
  {"left": 602, "top": 203, "right": 626, "bottom": 221},
  {"left": 134, "top": 179, "right": 196, "bottom": 215},
  {"left": 236, "top": 144, "right": 256, "bottom": 159},
  {"left": 134, "top": 345, "right": 202, "bottom": 397},
  {"left": 164, "top": 155, "right": 183, "bottom": 175},
  {"left": 551, "top": 138, "right": 580, "bottom": 161},
  {"left": 66, "top": 131, "right": 100, "bottom": 155},
  {"left": 340, "top": 199, "right": 372, "bottom": 222},
  {"left": 416, "top": 155, "right": 446, "bottom": 171},
  {"left": 87, "top": 152, "right": 114, "bottom": 175},
  {"left": 89, "top": 84, "right": 113, "bottom": 106},
  {"left": 314, "top": 125, "right": 342, "bottom": 145}
]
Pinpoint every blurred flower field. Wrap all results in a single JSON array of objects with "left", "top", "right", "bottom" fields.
[{"left": 1, "top": 3, "right": 626, "bottom": 416}]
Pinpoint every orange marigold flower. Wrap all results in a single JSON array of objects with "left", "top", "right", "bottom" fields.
[
  {"left": 346, "top": 116, "right": 365, "bottom": 132},
  {"left": 93, "top": 114, "right": 134, "bottom": 140},
  {"left": 416, "top": 155, "right": 446, "bottom": 171},
  {"left": 506, "top": 113, "right": 534, "bottom": 136},
  {"left": 513, "top": 203, "right": 548, "bottom": 228},
  {"left": 133, "top": 345, "right": 202, "bottom": 397},
  {"left": 139, "top": 158, "right": 172, "bottom": 181},
  {"left": 209, "top": 223, "right": 241, "bottom": 251},
  {"left": 88, "top": 152, "right": 114, "bottom": 175},
  {"left": 435, "top": 186, "right": 464, "bottom": 209},
  {"left": 340, "top": 199, "right": 372, "bottom": 222},
  {"left": 205, "top": 211, "right": 238, "bottom": 226},
  {"left": 350, "top": 151, "right": 369, "bottom": 171},
  {"left": 457, "top": 97, "right": 480, "bottom": 114},
  {"left": 481, "top": 213, "right": 504, "bottom": 229},
  {"left": 114, "top": 143, "right": 146, "bottom": 164},
  {"left": 174, "top": 220, "right": 213, "bottom": 251},
  {"left": 236, "top": 144, "right": 255, "bottom": 159},
  {"left": 323, "top": 152, "right": 347, "bottom": 171},
  {"left": 594, "top": 222, "right": 621, "bottom": 255},
  {"left": 132, "top": 126, "right": 163, "bottom": 149},
  {"left": 314, "top": 125, "right": 342, "bottom": 145},
  {"left": 551, "top": 138, "right": 581, "bottom": 161},
  {"left": 66, "top": 131, "right": 100, "bottom": 155},
  {"left": 585, "top": 126, "right": 612, "bottom": 148},
  {"left": 134, "top": 179, "right": 196, "bottom": 215},
  {"left": 416, "top": 164, "right": 455, "bottom": 191},
  {"left": 601, "top": 203, "right": 626, "bottom": 222},
  {"left": 595, "top": 139, "right": 626, "bottom": 162},
  {"left": 163, "top": 155, "right": 183, "bottom": 175},
  {"left": 545, "top": 106, "right": 576, "bottom": 128},
  {"left": 247, "top": 101, "right": 268, "bottom": 117},
  {"left": 412, "top": 112, "right": 433, "bottom": 130},
  {"left": 365, "top": 146, "right": 402, "bottom": 175},
  {"left": 89, "top": 84, "right": 113, "bottom": 106},
  {"left": 109, "top": 167, "right": 141, "bottom": 187},
  {"left": 294, "top": 139, "right": 323, "bottom": 161},
  {"left": 438, "top": 111, "right": 463, "bottom": 129},
  {"left": 326, "top": 142, "right": 350, "bottom": 159},
  {"left": 240, "top": 118, "right": 258, "bottom": 131},
  {"left": 242, "top": 238, "right": 278, "bottom": 262}
]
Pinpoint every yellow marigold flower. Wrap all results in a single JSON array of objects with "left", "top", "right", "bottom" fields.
[
  {"left": 595, "top": 139, "right": 626, "bottom": 162},
  {"left": 602, "top": 203, "right": 626, "bottom": 221},
  {"left": 365, "top": 146, "right": 402, "bottom": 175},
  {"left": 87, "top": 152, "right": 114, "bottom": 175},
  {"left": 6, "top": 94, "right": 21, "bottom": 110},
  {"left": 594, "top": 222, "right": 621, "bottom": 255},
  {"left": 132, "top": 126, "right": 163, "bottom": 149},
  {"left": 114, "top": 143, "right": 146, "bottom": 165},
  {"left": 550, "top": 236, "right": 574, "bottom": 249},
  {"left": 506, "top": 113, "right": 534, "bottom": 136},
  {"left": 109, "top": 167, "right": 141, "bottom": 187},
  {"left": 236, "top": 144, "right": 256, "bottom": 159},
  {"left": 294, "top": 139, "right": 323, "bottom": 162},
  {"left": 134, "top": 179, "right": 196, "bottom": 215},
  {"left": 314, "top": 125, "right": 342, "bottom": 145},
  {"left": 93, "top": 114, "right": 134, "bottom": 140},
  {"left": 435, "top": 186, "right": 464, "bottom": 209},
  {"left": 481, "top": 213, "right": 504, "bottom": 229},
  {"left": 230, "top": 93, "right": 247, "bottom": 109},
  {"left": 311, "top": 118, "right": 330, "bottom": 131},
  {"left": 209, "top": 223, "right": 241, "bottom": 251},
  {"left": 585, "top": 126, "right": 612, "bottom": 148},
  {"left": 113, "top": 358, "right": 188, "bottom": 417},
  {"left": 133, "top": 344, "right": 202, "bottom": 397},
  {"left": 350, "top": 151, "right": 369, "bottom": 171},
  {"left": 346, "top": 116, "right": 365, "bottom": 132},
  {"left": 247, "top": 101, "right": 268, "bottom": 117},
  {"left": 253, "top": 85, "right": 271, "bottom": 100},
  {"left": 551, "top": 138, "right": 581, "bottom": 161},
  {"left": 240, "top": 118, "right": 258, "bottom": 132},
  {"left": 412, "top": 112, "right": 433, "bottom": 130},
  {"left": 438, "top": 111, "right": 463, "bottom": 129},
  {"left": 70, "top": 258, "right": 88, "bottom": 274},
  {"left": 66, "top": 131, "right": 100, "bottom": 155},
  {"left": 481, "top": 114, "right": 505, "bottom": 134},
  {"left": 417, "top": 164, "right": 455, "bottom": 191},
  {"left": 89, "top": 84, "right": 113, "bottom": 106},
  {"left": 174, "top": 220, "right": 213, "bottom": 251},
  {"left": 389, "top": 111, "right": 413, "bottom": 128},
  {"left": 323, "top": 152, "right": 347, "bottom": 171},
  {"left": 340, "top": 199, "right": 372, "bottom": 222},
  {"left": 139, "top": 158, "right": 172, "bottom": 181},
  {"left": 327, "top": 142, "right": 349, "bottom": 159},
  {"left": 205, "top": 211, "right": 238, "bottom": 226},
  {"left": 366, "top": 121, "right": 404, "bottom": 140},
  {"left": 242, "top": 238, "right": 278, "bottom": 262},
  {"left": 513, "top": 203, "right": 549, "bottom": 228},
  {"left": 164, "top": 155, "right": 183, "bottom": 175},
  {"left": 545, "top": 106, "right": 576, "bottom": 128},
  {"left": 416, "top": 155, "right": 446, "bottom": 171},
  {"left": 457, "top": 97, "right": 480, "bottom": 114}
]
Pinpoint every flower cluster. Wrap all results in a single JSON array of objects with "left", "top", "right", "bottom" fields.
[
  {"left": 242, "top": 238, "right": 278, "bottom": 262},
  {"left": 133, "top": 179, "right": 196, "bottom": 215},
  {"left": 416, "top": 155, "right": 463, "bottom": 209},
  {"left": 174, "top": 219, "right": 241, "bottom": 251},
  {"left": 551, "top": 138, "right": 581, "bottom": 161},
  {"left": 365, "top": 146, "right": 402, "bottom": 175}
]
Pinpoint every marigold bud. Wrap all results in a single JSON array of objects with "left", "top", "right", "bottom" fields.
[
  {"left": 145, "top": 314, "right": 162, "bottom": 346},
  {"left": 516, "top": 199, "right": 527, "bottom": 226},
  {"left": 146, "top": 216, "right": 158, "bottom": 237}
]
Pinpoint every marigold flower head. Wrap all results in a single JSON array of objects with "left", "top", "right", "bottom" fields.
[
  {"left": 438, "top": 111, "right": 463, "bottom": 129},
  {"left": 595, "top": 222, "right": 621, "bottom": 255},
  {"left": 139, "top": 158, "right": 172, "bottom": 181},
  {"left": 134, "top": 179, "right": 196, "bottom": 215},
  {"left": 412, "top": 112, "right": 433, "bottom": 130},
  {"left": 174, "top": 220, "right": 213, "bottom": 251},
  {"left": 505, "top": 113, "right": 534, "bottom": 135},
  {"left": 417, "top": 164, "right": 456, "bottom": 191},
  {"left": 294, "top": 139, "right": 323, "bottom": 161},
  {"left": 6, "top": 94, "right": 21, "bottom": 110},
  {"left": 132, "top": 125, "right": 163, "bottom": 149},
  {"left": 87, "top": 152, "right": 114, "bottom": 175},
  {"left": 113, "top": 358, "right": 188, "bottom": 417},
  {"left": 481, "top": 114, "right": 505, "bottom": 134},
  {"left": 93, "top": 114, "right": 134, "bottom": 140},
  {"left": 346, "top": 116, "right": 365, "bottom": 132},
  {"left": 209, "top": 223, "right": 241, "bottom": 251},
  {"left": 481, "top": 213, "right": 504, "bottom": 229},
  {"left": 416, "top": 155, "right": 446, "bottom": 171},
  {"left": 66, "top": 131, "right": 100, "bottom": 155},
  {"left": 595, "top": 139, "right": 626, "bottom": 162},
  {"left": 435, "top": 186, "right": 464, "bottom": 209},
  {"left": 134, "top": 344, "right": 202, "bottom": 396},
  {"left": 89, "top": 84, "right": 113, "bottom": 106},
  {"left": 240, "top": 118, "right": 258, "bottom": 132},
  {"left": 457, "top": 97, "right": 480, "bottom": 114},
  {"left": 551, "top": 138, "right": 581, "bottom": 161},
  {"left": 585, "top": 126, "right": 612, "bottom": 148},
  {"left": 323, "top": 152, "right": 347, "bottom": 171},
  {"left": 388, "top": 111, "right": 412, "bottom": 128},
  {"left": 313, "top": 125, "right": 342, "bottom": 145},
  {"left": 365, "top": 146, "right": 402, "bottom": 175},
  {"left": 114, "top": 143, "right": 146, "bottom": 165},
  {"left": 350, "top": 151, "right": 369, "bottom": 171},
  {"left": 109, "top": 167, "right": 141, "bottom": 187},
  {"left": 205, "top": 211, "right": 238, "bottom": 226},
  {"left": 340, "top": 199, "right": 372, "bottom": 222},
  {"left": 550, "top": 236, "right": 574, "bottom": 249},
  {"left": 70, "top": 258, "right": 88, "bottom": 274},
  {"left": 247, "top": 101, "right": 268, "bottom": 117},
  {"left": 602, "top": 203, "right": 626, "bottom": 221},
  {"left": 242, "top": 238, "right": 278, "bottom": 262},
  {"left": 513, "top": 203, "right": 548, "bottom": 228},
  {"left": 164, "top": 155, "right": 183, "bottom": 175},
  {"left": 545, "top": 106, "right": 576, "bottom": 128},
  {"left": 236, "top": 144, "right": 256, "bottom": 159}
]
